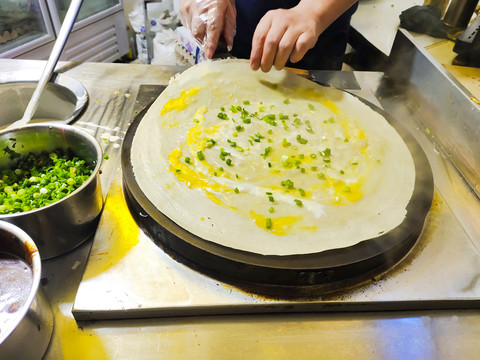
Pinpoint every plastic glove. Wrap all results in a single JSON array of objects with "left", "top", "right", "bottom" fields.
[
  {"left": 250, "top": 0, "right": 357, "bottom": 72},
  {"left": 179, "top": 0, "right": 236, "bottom": 59}
]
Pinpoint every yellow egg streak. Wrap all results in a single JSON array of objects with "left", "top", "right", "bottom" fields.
[
  {"left": 161, "top": 88, "right": 199, "bottom": 115},
  {"left": 249, "top": 210, "right": 310, "bottom": 235}
]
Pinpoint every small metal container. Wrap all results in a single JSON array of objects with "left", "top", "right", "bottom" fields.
[
  {"left": 443, "top": 0, "right": 479, "bottom": 31},
  {"left": 0, "top": 220, "right": 54, "bottom": 360},
  {"left": 0, "top": 124, "right": 104, "bottom": 258}
]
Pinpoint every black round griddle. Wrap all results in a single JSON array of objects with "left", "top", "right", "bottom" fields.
[{"left": 121, "top": 92, "right": 434, "bottom": 297}]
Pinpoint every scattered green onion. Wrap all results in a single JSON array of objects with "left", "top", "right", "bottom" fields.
[
  {"left": 281, "top": 179, "right": 294, "bottom": 189},
  {"left": 294, "top": 199, "right": 303, "bottom": 207},
  {"left": 266, "top": 218, "right": 273, "bottom": 229},
  {"left": 296, "top": 134, "right": 308, "bottom": 145},
  {"left": 217, "top": 112, "right": 228, "bottom": 120}
]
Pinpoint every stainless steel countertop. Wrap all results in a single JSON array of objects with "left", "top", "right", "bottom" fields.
[{"left": 1, "top": 58, "right": 480, "bottom": 360}]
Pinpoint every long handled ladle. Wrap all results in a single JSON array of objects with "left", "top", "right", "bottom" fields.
[{"left": 8, "top": 0, "right": 84, "bottom": 129}]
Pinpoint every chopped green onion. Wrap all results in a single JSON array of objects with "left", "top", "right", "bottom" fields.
[
  {"left": 217, "top": 112, "right": 228, "bottom": 120},
  {"left": 261, "top": 147, "right": 272, "bottom": 159},
  {"left": 281, "top": 179, "right": 294, "bottom": 189},
  {"left": 0, "top": 149, "right": 93, "bottom": 215},
  {"left": 197, "top": 151, "right": 205, "bottom": 161},
  {"left": 296, "top": 134, "right": 308, "bottom": 145},
  {"left": 282, "top": 138, "right": 291, "bottom": 147},
  {"left": 266, "top": 218, "right": 273, "bottom": 229},
  {"left": 205, "top": 139, "right": 216, "bottom": 148},
  {"left": 294, "top": 199, "right": 303, "bottom": 207}
]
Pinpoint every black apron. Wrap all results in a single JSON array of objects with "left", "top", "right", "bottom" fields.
[{"left": 230, "top": 0, "right": 358, "bottom": 70}]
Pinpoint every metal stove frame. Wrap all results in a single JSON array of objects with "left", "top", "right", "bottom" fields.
[{"left": 72, "top": 29, "right": 480, "bottom": 321}]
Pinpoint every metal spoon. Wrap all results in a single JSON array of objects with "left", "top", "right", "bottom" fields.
[{"left": 8, "top": 0, "right": 84, "bottom": 129}]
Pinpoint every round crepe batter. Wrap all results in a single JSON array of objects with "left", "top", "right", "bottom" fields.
[{"left": 131, "top": 59, "right": 415, "bottom": 256}]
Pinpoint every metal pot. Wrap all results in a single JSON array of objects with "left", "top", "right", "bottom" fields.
[
  {"left": 0, "top": 220, "right": 54, "bottom": 360},
  {"left": 0, "top": 123, "right": 104, "bottom": 258}
]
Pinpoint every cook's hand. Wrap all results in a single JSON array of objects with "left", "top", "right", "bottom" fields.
[
  {"left": 250, "top": 0, "right": 357, "bottom": 72},
  {"left": 179, "top": 0, "right": 236, "bottom": 59}
]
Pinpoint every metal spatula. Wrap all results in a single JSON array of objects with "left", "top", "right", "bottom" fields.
[{"left": 8, "top": 0, "right": 84, "bottom": 129}]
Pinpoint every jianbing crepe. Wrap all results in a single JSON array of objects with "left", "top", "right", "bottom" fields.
[{"left": 131, "top": 59, "right": 415, "bottom": 256}]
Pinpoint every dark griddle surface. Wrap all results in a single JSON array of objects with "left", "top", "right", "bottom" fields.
[{"left": 121, "top": 85, "right": 434, "bottom": 296}]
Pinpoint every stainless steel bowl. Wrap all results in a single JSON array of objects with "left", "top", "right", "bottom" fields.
[
  {"left": 0, "top": 220, "right": 54, "bottom": 360},
  {"left": 0, "top": 124, "right": 103, "bottom": 259},
  {"left": 0, "top": 70, "right": 88, "bottom": 129}
]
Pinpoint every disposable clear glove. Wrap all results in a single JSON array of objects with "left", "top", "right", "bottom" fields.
[{"left": 179, "top": 0, "right": 236, "bottom": 59}]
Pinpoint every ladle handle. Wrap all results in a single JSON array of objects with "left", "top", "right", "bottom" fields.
[{"left": 13, "top": 0, "right": 84, "bottom": 128}]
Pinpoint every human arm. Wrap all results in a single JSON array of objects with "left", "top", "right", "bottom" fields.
[
  {"left": 250, "top": 0, "right": 358, "bottom": 72},
  {"left": 179, "top": 0, "right": 236, "bottom": 59}
]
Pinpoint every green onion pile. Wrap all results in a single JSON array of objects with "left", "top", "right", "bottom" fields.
[{"left": 0, "top": 150, "right": 93, "bottom": 215}]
